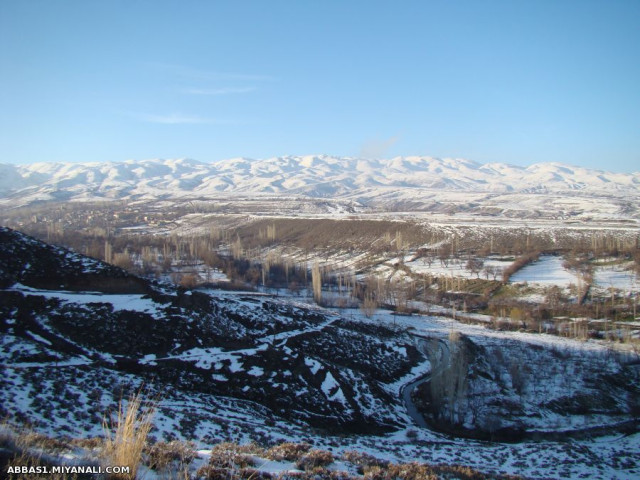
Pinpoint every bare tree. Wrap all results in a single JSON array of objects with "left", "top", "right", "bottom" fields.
[
  {"left": 446, "top": 331, "right": 468, "bottom": 424},
  {"left": 312, "top": 261, "right": 322, "bottom": 304},
  {"left": 361, "top": 293, "right": 378, "bottom": 318},
  {"left": 438, "top": 245, "right": 450, "bottom": 267},
  {"left": 483, "top": 265, "right": 494, "bottom": 280},
  {"left": 104, "top": 240, "right": 113, "bottom": 264},
  {"left": 466, "top": 257, "right": 484, "bottom": 278}
]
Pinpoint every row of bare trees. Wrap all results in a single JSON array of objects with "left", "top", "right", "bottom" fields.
[{"left": 427, "top": 332, "right": 468, "bottom": 426}]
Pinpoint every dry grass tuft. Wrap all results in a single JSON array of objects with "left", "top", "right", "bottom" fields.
[
  {"left": 70, "top": 436, "right": 103, "bottom": 450},
  {"left": 363, "top": 462, "right": 439, "bottom": 480},
  {"left": 14, "top": 430, "right": 70, "bottom": 453},
  {"left": 206, "top": 441, "right": 264, "bottom": 470},
  {"left": 341, "top": 450, "right": 388, "bottom": 471},
  {"left": 0, "top": 422, "right": 80, "bottom": 480},
  {"left": 265, "top": 442, "right": 311, "bottom": 462},
  {"left": 295, "top": 449, "right": 334, "bottom": 471},
  {"left": 145, "top": 439, "right": 197, "bottom": 472},
  {"left": 102, "top": 391, "right": 155, "bottom": 479}
]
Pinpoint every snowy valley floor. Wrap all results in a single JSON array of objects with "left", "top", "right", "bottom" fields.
[{"left": 2, "top": 286, "right": 639, "bottom": 479}]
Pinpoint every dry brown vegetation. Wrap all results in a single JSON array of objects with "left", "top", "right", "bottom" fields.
[
  {"left": 144, "top": 440, "right": 197, "bottom": 474},
  {"left": 501, "top": 251, "right": 541, "bottom": 283},
  {"left": 295, "top": 449, "right": 334, "bottom": 471},
  {"left": 102, "top": 392, "right": 155, "bottom": 479},
  {"left": 264, "top": 442, "right": 311, "bottom": 461},
  {"left": 4, "top": 206, "right": 639, "bottom": 345},
  {"left": 0, "top": 415, "right": 526, "bottom": 480},
  {"left": 1, "top": 423, "right": 84, "bottom": 479}
]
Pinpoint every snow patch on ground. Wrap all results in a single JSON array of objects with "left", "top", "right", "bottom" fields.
[{"left": 510, "top": 255, "right": 579, "bottom": 286}]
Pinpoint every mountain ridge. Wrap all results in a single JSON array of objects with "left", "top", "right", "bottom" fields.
[{"left": 1, "top": 156, "right": 639, "bottom": 219}]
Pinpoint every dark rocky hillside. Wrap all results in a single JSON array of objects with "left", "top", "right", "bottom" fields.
[
  {"left": 0, "top": 226, "right": 422, "bottom": 436},
  {"left": 0, "top": 227, "right": 150, "bottom": 293}
]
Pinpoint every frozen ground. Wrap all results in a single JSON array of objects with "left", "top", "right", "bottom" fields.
[
  {"left": 2, "top": 287, "right": 640, "bottom": 479},
  {"left": 510, "top": 255, "right": 579, "bottom": 286},
  {"left": 593, "top": 261, "right": 639, "bottom": 293},
  {"left": 400, "top": 254, "right": 512, "bottom": 280},
  {"left": 1, "top": 224, "right": 639, "bottom": 480}
]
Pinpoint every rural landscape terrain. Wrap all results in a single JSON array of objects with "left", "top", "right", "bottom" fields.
[{"left": 1, "top": 156, "right": 639, "bottom": 479}]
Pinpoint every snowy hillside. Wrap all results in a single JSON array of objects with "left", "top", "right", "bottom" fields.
[
  {"left": 1, "top": 156, "right": 639, "bottom": 219},
  {"left": 0, "top": 226, "right": 424, "bottom": 435},
  {"left": 2, "top": 227, "right": 640, "bottom": 478}
]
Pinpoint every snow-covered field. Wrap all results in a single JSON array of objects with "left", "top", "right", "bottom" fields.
[
  {"left": 593, "top": 261, "right": 639, "bottom": 293},
  {"left": 510, "top": 255, "right": 579, "bottom": 286},
  {"left": 401, "top": 254, "right": 513, "bottom": 280},
  {"left": 9, "top": 283, "right": 171, "bottom": 316}
]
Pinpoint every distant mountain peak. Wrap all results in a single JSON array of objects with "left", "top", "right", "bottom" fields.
[{"left": 1, "top": 156, "right": 638, "bottom": 219}]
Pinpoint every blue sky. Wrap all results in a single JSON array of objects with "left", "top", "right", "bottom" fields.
[{"left": 1, "top": 1, "right": 639, "bottom": 172}]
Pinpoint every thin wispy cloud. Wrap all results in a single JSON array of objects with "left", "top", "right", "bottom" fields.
[
  {"left": 181, "top": 86, "right": 257, "bottom": 95},
  {"left": 148, "top": 62, "right": 276, "bottom": 82},
  {"left": 130, "top": 112, "right": 236, "bottom": 125}
]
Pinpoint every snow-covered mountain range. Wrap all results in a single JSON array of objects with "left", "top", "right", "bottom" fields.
[{"left": 1, "top": 156, "right": 639, "bottom": 219}]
